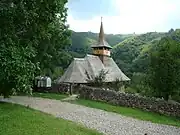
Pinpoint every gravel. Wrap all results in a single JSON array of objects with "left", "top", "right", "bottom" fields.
[{"left": 1, "top": 96, "right": 180, "bottom": 135}]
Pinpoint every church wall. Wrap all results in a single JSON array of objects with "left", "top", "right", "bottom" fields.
[{"left": 77, "top": 85, "right": 180, "bottom": 117}]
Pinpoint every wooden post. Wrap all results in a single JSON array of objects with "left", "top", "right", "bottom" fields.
[{"left": 69, "top": 83, "right": 73, "bottom": 95}]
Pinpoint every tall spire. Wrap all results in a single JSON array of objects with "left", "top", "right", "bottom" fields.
[
  {"left": 98, "top": 17, "right": 105, "bottom": 45},
  {"left": 91, "top": 17, "right": 112, "bottom": 49}
]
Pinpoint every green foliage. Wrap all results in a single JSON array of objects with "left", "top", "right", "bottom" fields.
[
  {"left": 0, "top": 45, "right": 37, "bottom": 97},
  {"left": 33, "top": 2, "right": 72, "bottom": 77},
  {"left": 147, "top": 36, "right": 180, "bottom": 100},
  {"left": 111, "top": 78, "right": 124, "bottom": 91},
  {"left": 112, "top": 32, "right": 165, "bottom": 76},
  {"left": 51, "top": 67, "right": 64, "bottom": 80},
  {"left": 124, "top": 87, "right": 137, "bottom": 94},
  {"left": 70, "top": 32, "right": 94, "bottom": 56},
  {"left": 0, "top": 0, "right": 70, "bottom": 97},
  {"left": 105, "top": 34, "right": 134, "bottom": 46},
  {"left": 130, "top": 73, "right": 146, "bottom": 92},
  {"left": 171, "top": 94, "right": 180, "bottom": 103},
  {"left": 87, "top": 69, "right": 108, "bottom": 87}
]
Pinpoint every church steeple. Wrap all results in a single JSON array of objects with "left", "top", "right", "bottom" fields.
[
  {"left": 98, "top": 17, "right": 105, "bottom": 45},
  {"left": 91, "top": 17, "right": 112, "bottom": 58}
]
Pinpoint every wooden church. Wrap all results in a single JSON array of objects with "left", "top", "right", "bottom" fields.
[{"left": 58, "top": 18, "right": 130, "bottom": 84}]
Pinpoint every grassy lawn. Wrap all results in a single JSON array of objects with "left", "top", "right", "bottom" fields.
[
  {"left": 0, "top": 102, "right": 102, "bottom": 135},
  {"left": 31, "top": 92, "right": 180, "bottom": 127},
  {"left": 32, "top": 92, "right": 68, "bottom": 100},
  {"left": 71, "top": 99, "right": 180, "bottom": 127}
]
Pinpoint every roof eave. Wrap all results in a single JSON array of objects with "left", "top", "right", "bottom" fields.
[{"left": 91, "top": 45, "right": 112, "bottom": 49}]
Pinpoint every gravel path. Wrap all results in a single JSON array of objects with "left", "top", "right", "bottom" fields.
[{"left": 1, "top": 96, "right": 180, "bottom": 135}]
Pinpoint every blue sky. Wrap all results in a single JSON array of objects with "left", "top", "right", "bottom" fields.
[{"left": 66, "top": 0, "right": 180, "bottom": 34}]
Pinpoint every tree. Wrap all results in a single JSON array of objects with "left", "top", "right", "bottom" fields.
[
  {"left": 147, "top": 37, "right": 180, "bottom": 100},
  {"left": 0, "top": 0, "right": 70, "bottom": 97},
  {"left": 111, "top": 78, "right": 124, "bottom": 91},
  {"left": 86, "top": 69, "right": 108, "bottom": 87},
  {"left": 35, "top": 15, "right": 72, "bottom": 78}
]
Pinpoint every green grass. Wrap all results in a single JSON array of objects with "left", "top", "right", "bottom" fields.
[
  {"left": 32, "top": 92, "right": 68, "bottom": 100},
  {"left": 0, "top": 102, "right": 102, "bottom": 135},
  {"left": 71, "top": 99, "right": 180, "bottom": 127}
]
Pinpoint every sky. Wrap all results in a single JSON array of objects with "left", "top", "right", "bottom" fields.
[{"left": 66, "top": 0, "right": 180, "bottom": 34}]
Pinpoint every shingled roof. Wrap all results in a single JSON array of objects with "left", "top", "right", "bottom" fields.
[{"left": 57, "top": 54, "right": 130, "bottom": 84}]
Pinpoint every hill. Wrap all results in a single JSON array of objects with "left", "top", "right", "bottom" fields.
[{"left": 112, "top": 32, "right": 166, "bottom": 76}]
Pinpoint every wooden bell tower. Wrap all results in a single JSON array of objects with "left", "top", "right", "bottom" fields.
[{"left": 91, "top": 17, "right": 112, "bottom": 63}]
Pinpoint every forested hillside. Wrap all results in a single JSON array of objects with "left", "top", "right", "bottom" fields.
[{"left": 112, "top": 32, "right": 166, "bottom": 76}]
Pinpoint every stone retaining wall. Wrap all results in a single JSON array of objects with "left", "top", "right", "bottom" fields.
[{"left": 78, "top": 85, "right": 180, "bottom": 117}]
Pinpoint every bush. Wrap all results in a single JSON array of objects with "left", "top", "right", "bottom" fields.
[
  {"left": 86, "top": 69, "right": 108, "bottom": 87},
  {"left": 124, "top": 87, "right": 137, "bottom": 94}
]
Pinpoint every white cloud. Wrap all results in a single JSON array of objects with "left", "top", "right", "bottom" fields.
[{"left": 67, "top": 0, "right": 180, "bottom": 34}]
